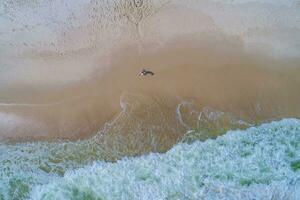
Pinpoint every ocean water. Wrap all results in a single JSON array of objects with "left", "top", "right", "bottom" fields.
[
  {"left": 0, "top": 119, "right": 299, "bottom": 199},
  {"left": 0, "top": 0, "right": 300, "bottom": 199}
]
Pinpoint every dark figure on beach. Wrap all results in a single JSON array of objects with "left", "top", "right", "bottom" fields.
[{"left": 140, "top": 69, "right": 154, "bottom": 76}]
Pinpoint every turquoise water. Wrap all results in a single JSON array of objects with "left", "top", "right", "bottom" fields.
[{"left": 1, "top": 119, "right": 299, "bottom": 199}]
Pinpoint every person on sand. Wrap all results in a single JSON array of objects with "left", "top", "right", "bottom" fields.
[{"left": 139, "top": 69, "right": 154, "bottom": 76}]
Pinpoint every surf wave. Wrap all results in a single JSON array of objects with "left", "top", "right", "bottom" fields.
[
  {"left": 29, "top": 119, "right": 300, "bottom": 200},
  {"left": 0, "top": 0, "right": 300, "bottom": 199},
  {"left": 0, "top": 119, "right": 299, "bottom": 199}
]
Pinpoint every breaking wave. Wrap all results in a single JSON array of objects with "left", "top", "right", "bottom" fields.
[
  {"left": 0, "top": 119, "right": 299, "bottom": 199},
  {"left": 0, "top": 0, "right": 300, "bottom": 199}
]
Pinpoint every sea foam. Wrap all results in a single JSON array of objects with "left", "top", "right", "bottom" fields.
[{"left": 27, "top": 119, "right": 300, "bottom": 200}]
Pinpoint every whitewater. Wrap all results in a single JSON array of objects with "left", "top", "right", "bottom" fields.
[
  {"left": 0, "top": 119, "right": 299, "bottom": 199},
  {"left": 0, "top": 0, "right": 300, "bottom": 199}
]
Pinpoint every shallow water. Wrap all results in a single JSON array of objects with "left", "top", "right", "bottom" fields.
[
  {"left": 0, "top": 0, "right": 300, "bottom": 199},
  {"left": 0, "top": 119, "right": 299, "bottom": 199}
]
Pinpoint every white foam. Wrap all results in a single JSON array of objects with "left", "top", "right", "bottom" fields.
[{"left": 29, "top": 119, "right": 300, "bottom": 200}]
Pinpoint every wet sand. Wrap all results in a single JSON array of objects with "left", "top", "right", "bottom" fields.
[
  {"left": 0, "top": 1, "right": 300, "bottom": 141},
  {"left": 1, "top": 34, "right": 300, "bottom": 141}
]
